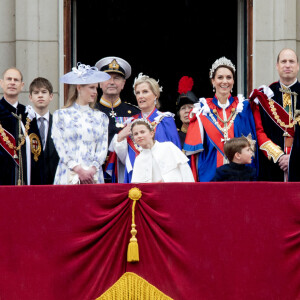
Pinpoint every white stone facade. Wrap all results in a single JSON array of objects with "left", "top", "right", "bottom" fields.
[
  {"left": 253, "top": 0, "right": 300, "bottom": 87},
  {"left": 0, "top": 0, "right": 299, "bottom": 110},
  {"left": 0, "top": 0, "right": 62, "bottom": 111}
]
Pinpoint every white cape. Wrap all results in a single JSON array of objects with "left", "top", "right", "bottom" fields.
[{"left": 131, "top": 141, "right": 195, "bottom": 183}]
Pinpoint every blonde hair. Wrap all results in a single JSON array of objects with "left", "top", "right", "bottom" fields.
[
  {"left": 133, "top": 75, "right": 161, "bottom": 109},
  {"left": 131, "top": 119, "right": 155, "bottom": 141},
  {"left": 63, "top": 84, "right": 96, "bottom": 109}
]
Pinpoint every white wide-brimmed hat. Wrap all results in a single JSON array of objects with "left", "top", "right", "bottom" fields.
[
  {"left": 60, "top": 63, "right": 111, "bottom": 84},
  {"left": 95, "top": 56, "right": 131, "bottom": 79}
]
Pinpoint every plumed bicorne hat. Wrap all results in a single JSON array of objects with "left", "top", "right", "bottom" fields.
[
  {"left": 60, "top": 63, "right": 110, "bottom": 84},
  {"left": 176, "top": 76, "right": 198, "bottom": 111},
  {"left": 95, "top": 56, "right": 131, "bottom": 79}
]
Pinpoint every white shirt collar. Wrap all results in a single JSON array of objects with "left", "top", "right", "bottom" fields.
[
  {"left": 35, "top": 111, "right": 50, "bottom": 122},
  {"left": 217, "top": 99, "right": 230, "bottom": 109}
]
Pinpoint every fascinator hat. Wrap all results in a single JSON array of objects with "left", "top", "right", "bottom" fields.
[{"left": 60, "top": 63, "right": 111, "bottom": 84}]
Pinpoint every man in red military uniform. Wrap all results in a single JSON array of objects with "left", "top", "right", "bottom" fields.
[{"left": 249, "top": 48, "right": 300, "bottom": 181}]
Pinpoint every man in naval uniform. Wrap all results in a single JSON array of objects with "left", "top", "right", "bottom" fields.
[
  {"left": 95, "top": 56, "right": 140, "bottom": 145},
  {"left": 249, "top": 48, "right": 300, "bottom": 181},
  {"left": 0, "top": 67, "right": 41, "bottom": 185},
  {"left": 94, "top": 56, "right": 140, "bottom": 182}
]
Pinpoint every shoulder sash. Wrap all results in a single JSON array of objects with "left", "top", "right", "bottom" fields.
[
  {"left": 250, "top": 89, "right": 294, "bottom": 137},
  {"left": 0, "top": 127, "right": 19, "bottom": 165}
]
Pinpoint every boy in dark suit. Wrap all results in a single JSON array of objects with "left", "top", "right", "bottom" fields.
[
  {"left": 29, "top": 77, "right": 59, "bottom": 184},
  {"left": 212, "top": 137, "right": 257, "bottom": 181}
]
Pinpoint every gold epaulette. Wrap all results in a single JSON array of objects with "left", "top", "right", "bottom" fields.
[
  {"left": 260, "top": 141, "right": 284, "bottom": 163},
  {"left": 124, "top": 102, "right": 140, "bottom": 110}
]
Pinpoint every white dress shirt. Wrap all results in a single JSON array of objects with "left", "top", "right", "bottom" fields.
[{"left": 36, "top": 111, "right": 50, "bottom": 150}]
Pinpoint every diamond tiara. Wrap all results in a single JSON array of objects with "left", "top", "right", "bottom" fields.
[
  {"left": 133, "top": 73, "right": 163, "bottom": 94},
  {"left": 209, "top": 57, "right": 236, "bottom": 79},
  {"left": 130, "top": 118, "right": 154, "bottom": 132}
]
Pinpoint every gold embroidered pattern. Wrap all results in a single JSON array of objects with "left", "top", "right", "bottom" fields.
[{"left": 260, "top": 141, "right": 284, "bottom": 163}]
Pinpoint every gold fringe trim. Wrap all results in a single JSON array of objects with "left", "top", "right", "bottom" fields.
[
  {"left": 127, "top": 187, "right": 142, "bottom": 262},
  {"left": 96, "top": 272, "right": 173, "bottom": 300},
  {"left": 260, "top": 141, "right": 284, "bottom": 163}
]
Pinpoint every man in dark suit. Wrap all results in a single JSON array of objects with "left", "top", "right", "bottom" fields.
[
  {"left": 29, "top": 77, "right": 59, "bottom": 184},
  {"left": 0, "top": 67, "right": 36, "bottom": 185}
]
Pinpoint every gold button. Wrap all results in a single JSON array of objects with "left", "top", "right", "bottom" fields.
[{"left": 128, "top": 110, "right": 131, "bottom": 114}]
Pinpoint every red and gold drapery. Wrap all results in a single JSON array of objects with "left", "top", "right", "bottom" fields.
[{"left": 0, "top": 182, "right": 299, "bottom": 299}]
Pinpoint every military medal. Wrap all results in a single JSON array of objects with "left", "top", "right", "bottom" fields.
[
  {"left": 115, "top": 117, "right": 128, "bottom": 128},
  {"left": 110, "top": 109, "right": 117, "bottom": 118}
]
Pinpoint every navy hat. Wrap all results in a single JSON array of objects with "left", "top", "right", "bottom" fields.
[
  {"left": 176, "top": 76, "right": 198, "bottom": 110},
  {"left": 95, "top": 56, "right": 131, "bottom": 79},
  {"left": 60, "top": 63, "right": 110, "bottom": 84}
]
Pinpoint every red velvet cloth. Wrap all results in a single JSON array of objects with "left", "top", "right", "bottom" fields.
[{"left": 0, "top": 183, "right": 299, "bottom": 299}]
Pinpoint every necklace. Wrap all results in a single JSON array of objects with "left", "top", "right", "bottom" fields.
[
  {"left": 0, "top": 117, "right": 31, "bottom": 157},
  {"left": 209, "top": 108, "right": 237, "bottom": 142},
  {"left": 268, "top": 99, "right": 300, "bottom": 137}
]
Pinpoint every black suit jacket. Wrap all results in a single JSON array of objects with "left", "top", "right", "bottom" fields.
[
  {"left": 43, "top": 114, "right": 59, "bottom": 184},
  {"left": 0, "top": 97, "right": 46, "bottom": 185},
  {"left": 0, "top": 97, "right": 28, "bottom": 185},
  {"left": 30, "top": 114, "right": 59, "bottom": 185}
]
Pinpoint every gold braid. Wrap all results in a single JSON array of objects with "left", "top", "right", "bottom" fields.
[{"left": 0, "top": 117, "right": 31, "bottom": 151}]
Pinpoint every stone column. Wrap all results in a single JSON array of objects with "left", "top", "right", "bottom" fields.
[
  {"left": 14, "top": 0, "right": 59, "bottom": 111},
  {"left": 254, "top": 0, "right": 299, "bottom": 88},
  {"left": 0, "top": 0, "right": 16, "bottom": 85}
]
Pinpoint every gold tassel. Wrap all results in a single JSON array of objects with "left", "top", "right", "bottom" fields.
[
  {"left": 127, "top": 187, "right": 142, "bottom": 263},
  {"left": 127, "top": 224, "right": 139, "bottom": 262}
]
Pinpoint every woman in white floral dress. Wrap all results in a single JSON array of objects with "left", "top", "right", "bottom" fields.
[{"left": 52, "top": 63, "right": 110, "bottom": 184}]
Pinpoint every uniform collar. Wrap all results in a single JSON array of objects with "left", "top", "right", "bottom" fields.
[{"left": 100, "top": 97, "right": 121, "bottom": 108}]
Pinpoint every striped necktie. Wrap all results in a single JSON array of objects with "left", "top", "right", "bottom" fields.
[{"left": 39, "top": 117, "right": 46, "bottom": 148}]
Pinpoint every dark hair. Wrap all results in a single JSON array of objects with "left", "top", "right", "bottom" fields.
[
  {"left": 210, "top": 65, "right": 235, "bottom": 81},
  {"left": 224, "top": 137, "right": 250, "bottom": 162},
  {"left": 29, "top": 77, "right": 53, "bottom": 94}
]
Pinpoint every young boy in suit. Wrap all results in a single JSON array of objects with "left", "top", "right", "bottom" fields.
[
  {"left": 29, "top": 77, "right": 59, "bottom": 184},
  {"left": 212, "top": 137, "right": 257, "bottom": 181}
]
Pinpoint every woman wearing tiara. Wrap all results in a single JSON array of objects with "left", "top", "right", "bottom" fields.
[
  {"left": 110, "top": 73, "right": 181, "bottom": 183},
  {"left": 184, "top": 57, "right": 259, "bottom": 182},
  {"left": 130, "top": 119, "right": 194, "bottom": 183},
  {"left": 52, "top": 63, "right": 110, "bottom": 184}
]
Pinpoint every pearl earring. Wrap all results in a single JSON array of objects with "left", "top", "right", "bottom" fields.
[{"left": 213, "top": 85, "right": 215, "bottom": 92}]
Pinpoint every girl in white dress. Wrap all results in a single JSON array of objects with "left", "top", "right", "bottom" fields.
[
  {"left": 130, "top": 119, "right": 195, "bottom": 183},
  {"left": 52, "top": 63, "right": 110, "bottom": 184}
]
